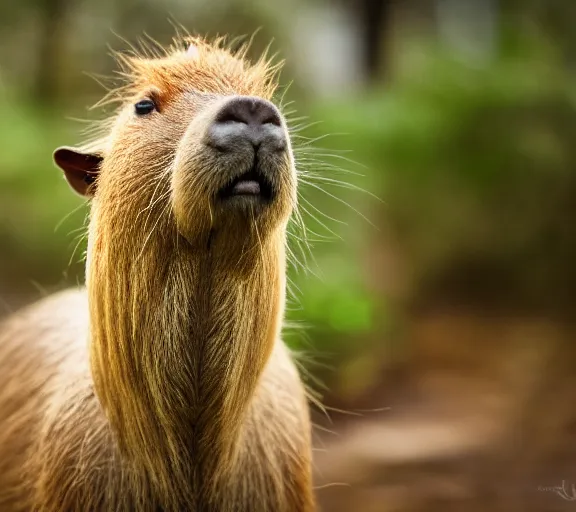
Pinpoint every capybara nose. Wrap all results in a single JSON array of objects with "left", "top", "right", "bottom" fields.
[{"left": 208, "top": 96, "right": 287, "bottom": 154}]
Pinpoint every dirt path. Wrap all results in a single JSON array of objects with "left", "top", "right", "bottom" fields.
[{"left": 314, "top": 310, "right": 576, "bottom": 511}]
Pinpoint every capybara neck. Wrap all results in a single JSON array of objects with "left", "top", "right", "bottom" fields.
[{"left": 88, "top": 192, "right": 286, "bottom": 499}]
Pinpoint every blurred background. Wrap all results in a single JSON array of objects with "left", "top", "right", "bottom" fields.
[{"left": 1, "top": 0, "right": 576, "bottom": 510}]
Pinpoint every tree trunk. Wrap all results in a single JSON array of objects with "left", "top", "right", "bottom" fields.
[
  {"left": 35, "top": 0, "right": 69, "bottom": 103},
  {"left": 358, "top": 0, "right": 390, "bottom": 82}
]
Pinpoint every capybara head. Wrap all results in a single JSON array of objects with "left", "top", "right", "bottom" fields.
[{"left": 53, "top": 37, "right": 296, "bottom": 257}]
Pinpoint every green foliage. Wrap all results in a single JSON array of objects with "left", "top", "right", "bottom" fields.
[
  {"left": 286, "top": 252, "right": 375, "bottom": 342},
  {"left": 305, "top": 41, "right": 576, "bottom": 309},
  {"left": 0, "top": 95, "right": 87, "bottom": 290}
]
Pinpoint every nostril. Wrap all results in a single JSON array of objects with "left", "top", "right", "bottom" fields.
[
  {"left": 261, "top": 112, "right": 282, "bottom": 127},
  {"left": 216, "top": 110, "right": 247, "bottom": 125},
  {"left": 215, "top": 97, "right": 282, "bottom": 128}
]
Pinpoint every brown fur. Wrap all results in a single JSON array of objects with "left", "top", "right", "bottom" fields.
[{"left": 0, "top": 36, "right": 315, "bottom": 511}]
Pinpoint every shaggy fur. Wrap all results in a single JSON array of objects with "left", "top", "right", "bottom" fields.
[{"left": 0, "top": 36, "right": 315, "bottom": 511}]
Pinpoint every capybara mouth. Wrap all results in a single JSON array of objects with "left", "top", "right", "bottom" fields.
[{"left": 217, "top": 165, "right": 274, "bottom": 203}]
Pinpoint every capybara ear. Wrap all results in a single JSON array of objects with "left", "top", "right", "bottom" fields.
[{"left": 53, "top": 146, "right": 103, "bottom": 197}]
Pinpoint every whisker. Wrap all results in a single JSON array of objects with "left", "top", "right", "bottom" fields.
[
  {"left": 299, "top": 194, "right": 346, "bottom": 227},
  {"left": 137, "top": 192, "right": 172, "bottom": 261},
  {"left": 296, "top": 203, "right": 342, "bottom": 242},
  {"left": 67, "top": 231, "right": 89, "bottom": 269},
  {"left": 303, "top": 182, "right": 377, "bottom": 230},
  {"left": 55, "top": 200, "right": 90, "bottom": 233},
  {"left": 299, "top": 175, "right": 383, "bottom": 203}
]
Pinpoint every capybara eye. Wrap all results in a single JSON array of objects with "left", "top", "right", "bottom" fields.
[{"left": 134, "top": 99, "right": 156, "bottom": 116}]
